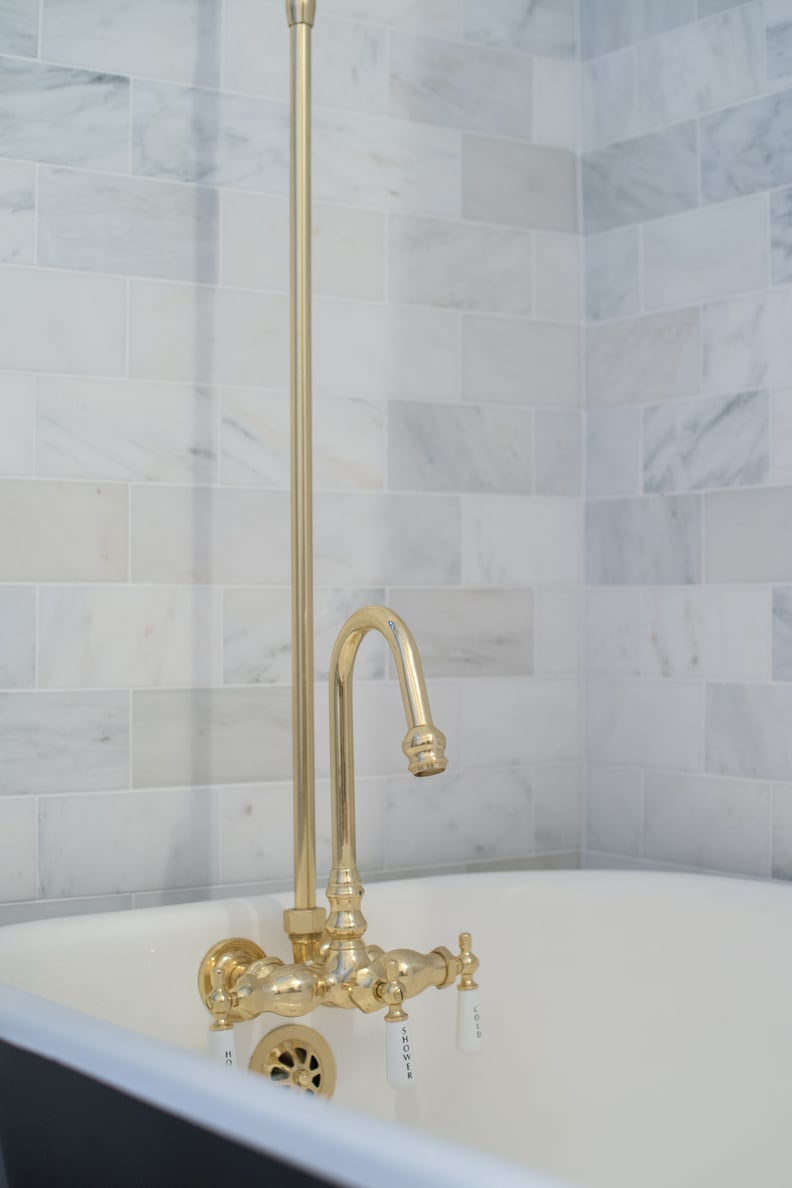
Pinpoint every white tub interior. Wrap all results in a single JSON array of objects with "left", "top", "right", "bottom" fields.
[{"left": 2, "top": 869, "right": 791, "bottom": 1188}]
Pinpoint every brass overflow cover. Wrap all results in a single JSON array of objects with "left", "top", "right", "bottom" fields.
[{"left": 249, "top": 1025, "right": 336, "bottom": 1099}]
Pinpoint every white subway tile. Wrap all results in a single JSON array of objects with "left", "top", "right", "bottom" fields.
[
  {"left": 131, "top": 486, "right": 289, "bottom": 585},
  {"left": 0, "top": 692, "right": 128, "bottom": 794},
  {"left": 221, "top": 191, "right": 385, "bottom": 300},
  {"left": 461, "top": 679, "right": 579, "bottom": 767},
  {"left": 316, "top": 493, "right": 461, "bottom": 586},
  {"left": 221, "top": 389, "right": 383, "bottom": 490},
  {"left": 462, "top": 496, "right": 581, "bottom": 586},
  {"left": 390, "top": 32, "right": 531, "bottom": 138},
  {"left": 0, "top": 798, "right": 36, "bottom": 901},
  {"left": 39, "top": 787, "right": 216, "bottom": 897},
  {"left": 643, "top": 197, "right": 768, "bottom": 310},
  {"left": 463, "top": 135, "right": 578, "bottom": 233},
  {"left": 0, "top": 587, "right": 34, "bottom": 689},
  {"left": 644, "top": 771, "right": 770, "bottom": 876},
  {"left": 42, "top": 0, "right": 222, "bottom": 87},
  {"left": 0, "top": 372, "right": 33, "bottom": 477},
  {"left": 37, "top": 377, "right": 217, "bottom": 483},
  {"left": 39, "top": 587, "right": 222, "bottom": 690},
  {"left": 39, "top": 168, "right": 219, "bottom": 283},
  {"left": 389, "top": 215, "right": 532, "bottom": 316},
  {"left": 643, "top": 588, "right": 771, "bottom": 682},
  {"left": 132, "top": 688, "right": 291, "bottom": 787},
  {"left": 388, "top": 402, "right": 532, "bottom": 494},
  {"left": 534, "top": 233, "right": 581, "bottom": 324},
  {"left": 129, "top": 282, "right": 288, "bottom": 388},
  {"left": 463, "top": 316, "right": 580, "bottom": 407},
  {"left": 0, "top": 266, "right": 126, "bottom": 376},
  {"left": 0, "top": 59, "right": 129, "bottom": 170},
  {"left": 0, "top": 161, "right": 34, "bottom": 265},
  {"left": 587, "top": 309, "right": 701, "bottom": 410},
  {"left": 0, "top": 480, "right": 127, "bottom": 582},
  {"left": 223, "top": 586, "right": 385, "bottom": 685}
]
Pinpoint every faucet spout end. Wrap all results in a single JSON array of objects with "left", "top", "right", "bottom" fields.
[{"left": 402, "top": 725, "right": 448, "bottom": 777}]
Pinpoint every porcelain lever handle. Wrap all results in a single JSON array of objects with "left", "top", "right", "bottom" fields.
[
  {"left": 456, "top": 932, "right": 482, "bottom": 1054},
  {"left": 382, "top": 959, "right": 416, "bottom": 1089}
]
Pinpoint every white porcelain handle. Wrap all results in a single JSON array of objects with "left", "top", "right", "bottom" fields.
[
  {"left": 457, "top": 988, "right": 483, "bottom": 1053},
  {"left": 386, "top": 1019, "right": 416, "bottom": 1089},
  {"left": 209, "top": 1025, "right": 237, "bottom": 1069}
]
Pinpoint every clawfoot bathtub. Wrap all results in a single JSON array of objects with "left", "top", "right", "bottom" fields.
[{"left": 1, "top": 869, "right": 790, "bottom": 1188}]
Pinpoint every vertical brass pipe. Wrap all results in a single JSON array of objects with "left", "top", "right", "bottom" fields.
[{"left": 283, "top": 0, "right": 325, "bottom": 960}]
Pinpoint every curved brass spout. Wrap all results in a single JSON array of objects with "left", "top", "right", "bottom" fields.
[{"left": 325, "top": 606, "right": 447, "bottom": 981}]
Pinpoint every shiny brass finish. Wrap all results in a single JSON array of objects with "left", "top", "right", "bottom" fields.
[
  {"left": 198, "top": 938, "right": 269, "bottom": 1023},
  {"left": 285, "top": 0, "right": 316, "bottom": 25},
  {"left": 282, "top": 0, "right": 324, "bottom": 961},
  {"left": 249, "top": 1025, "right": 336, "bottom": 1098},
  {"left": 380, "top": 959, "right": 409, "bottom": 1024},
  {"left": 458, "top": 932, "right": 480, "bottom": 991}
]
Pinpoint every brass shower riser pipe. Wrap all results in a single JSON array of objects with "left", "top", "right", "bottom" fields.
[{"left": 283, "top": 0, "right": 325, "bottom": 959}]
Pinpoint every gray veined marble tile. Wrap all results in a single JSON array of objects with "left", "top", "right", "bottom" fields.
[
  {"left": 41, "top": 0, "right": 222, "bottom": 88},
  {"left": 39, "top": 787, "right": 216, "bottom": 898},
  {"left": 0, "top": 373, "right": 33, "bottom": 477},
  {"left": 587, "top": 677, "right": 704, "bottom": 769},
  {"left": 224, "top": 2, "right": 387, "bottom": 114},
  {"left": 534, "top": 233, "right": 581, "bottom": 324},
  {"left": 0, "top": 691, "right": 128, "bottom": 794},
  {"left": 463, "top": 135, "right": 578, "bottom": 233},
  {"left": 705, "top": 487, "right": 792, "bottom": 582},
  {"left": 771, "top": 388, "right": 792, "bottom": 483},
  {"left": 461, "top": 678, "right": 579, "bottom": 767},
  {"left": 585, "top": 588, "right": 642, "bottom": 676},
  {"left": 702, "top": 89, "right": 792, "bottom": 203},
  {"left": 39, "top": 586, "right": 222, "bottom": 690},
  {"left": 133, "top": 688, "right": 291, "bottom": 788},
  {"left": 388, "top": 215, "right": 532, "bottom": 316},
  {"left": 0, "top": 587, "right": 34, "bottom": 689},
  {"left": 767, "top": 0, "right": 792, "bottom": 84},
  {"left": 0, "top": 480, "right": 128, "bottom": 582},
  {"left": 0, "top": 797, "right": 36, "bottom": 901},
  {"left": 221, "top": 389, "right": 383, "bottom": 491},
  {"left": 133, "top": 81, "right": 288, "bottom": 193},
  {"left": 583, "top": 122, "right": 699, "bottom": 235},
  {"left": 642, "top": 587, "right": 771, "bottom": 682},
  {"left": 702, "top": 288, "right": 792, "bottom": 394},
  {"left": 389, "top": 32, "right": 532, "bottom": 139},
  {"left": 316, "top": 493, "right": 461, "bottom": 586},
  {"left": 587, "top": 766, "right": 642, "bottom": 856},
  {"left": 131, "top": 486, "right": 290, "bottom": 585},
  {"left": 535, "top": 410, "right": 581, "bottom": 496},
  {"left": 773, "top": 587, "right": 792, "bottom": 680},
  {"left": 223, "top": 586, "right": 386, "bottom": 685},
  {"left": 463, "top": 0, "right": 577, "bottom": 58},
  {"left": 0, "top": 59, "right": 129, "bottom": 172},
  {"left": 0, "top": 0, "right": 38, "bottom": 55},
  {"left": 644, "top": 771, "right": 770, "bottom": 877},
  {"left": 0, "top": 161, "right": 34, "bottom": 266},
  {"left": 644, "top": 196, "right": 769, "bottom": 310},
  {"left": 462, "top": 495, "right": 581, "bottom": 587},
  {"left": 580, "top": 0, "right": 697, "bottom": 59},
  {"left": 586, "top": 495, "right": 702, "bottom": 585},
  {"left": 532, "top": 57, "right": 578, "bottom": 150},
  {"left": 773, "top": 783, "right": 792, "bottom": 879},
  {"left": 698, "top": 0, "right": 751, "bottom": 14},
  {"left": 707, "top": 683, "right": 792, "bottom": 780},
  {"left": 38, "top": 168, "right": 219, "bottom": 283},
  {"left": 314, "top": 107, "right": 460, "bottom": 217},
  {"left": 36, "top": 377, "right": 217, "bottom": 484},
  {"left": 771, "top": 187, "right": 792, "bottom": 284},
  {"left": 585, "top": 227, "right": 640, "bottom": 322},
  {"left": 388, "top": 401, "right": 532, "bottom": 494},
  {"left": 319, "top": 0, "right": 461, "bottom": 38},
  {"left": 586, "top": 408, "right": 642, "bottom": 497},
  {"left": 385, "top": 589, "right": 532, "bottom": 678},
  {"left": 462, "top": 315, "right": 580, "bottom": 407},
  {"left": 638, "top": 3, "right": 764, "bottom": 129},
  {"left": 582, "top": 48, "right": 638, "bottom": 151},
  {"left": 0, "top": 267, "right": 126, "bottom": 378},
  {"left": 643, "top": 390, "right": 769, "bottom": 493},
  {"left": 586, "top": 308, "right": 701, "bottom": 409}
]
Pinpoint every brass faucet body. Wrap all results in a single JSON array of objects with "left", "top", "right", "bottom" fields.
[{"left": 200, "top": 607, "right": 478, "bottom": 1033}]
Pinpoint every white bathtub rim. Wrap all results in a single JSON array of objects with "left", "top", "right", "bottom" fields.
[{"left": 0, "top": 984, "right": 567, "bottom": 1188}]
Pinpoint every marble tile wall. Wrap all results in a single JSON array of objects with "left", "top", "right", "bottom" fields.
[
  {"left": 0, "top": 0, "right": 583, "bottom": 921},
  {"left": 581, "top": 0, "right": 792, "bottom": 881}
]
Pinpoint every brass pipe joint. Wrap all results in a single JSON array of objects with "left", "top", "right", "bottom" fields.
[{"left": 286, "top": 0, "right": 316, "bottom": 26}]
